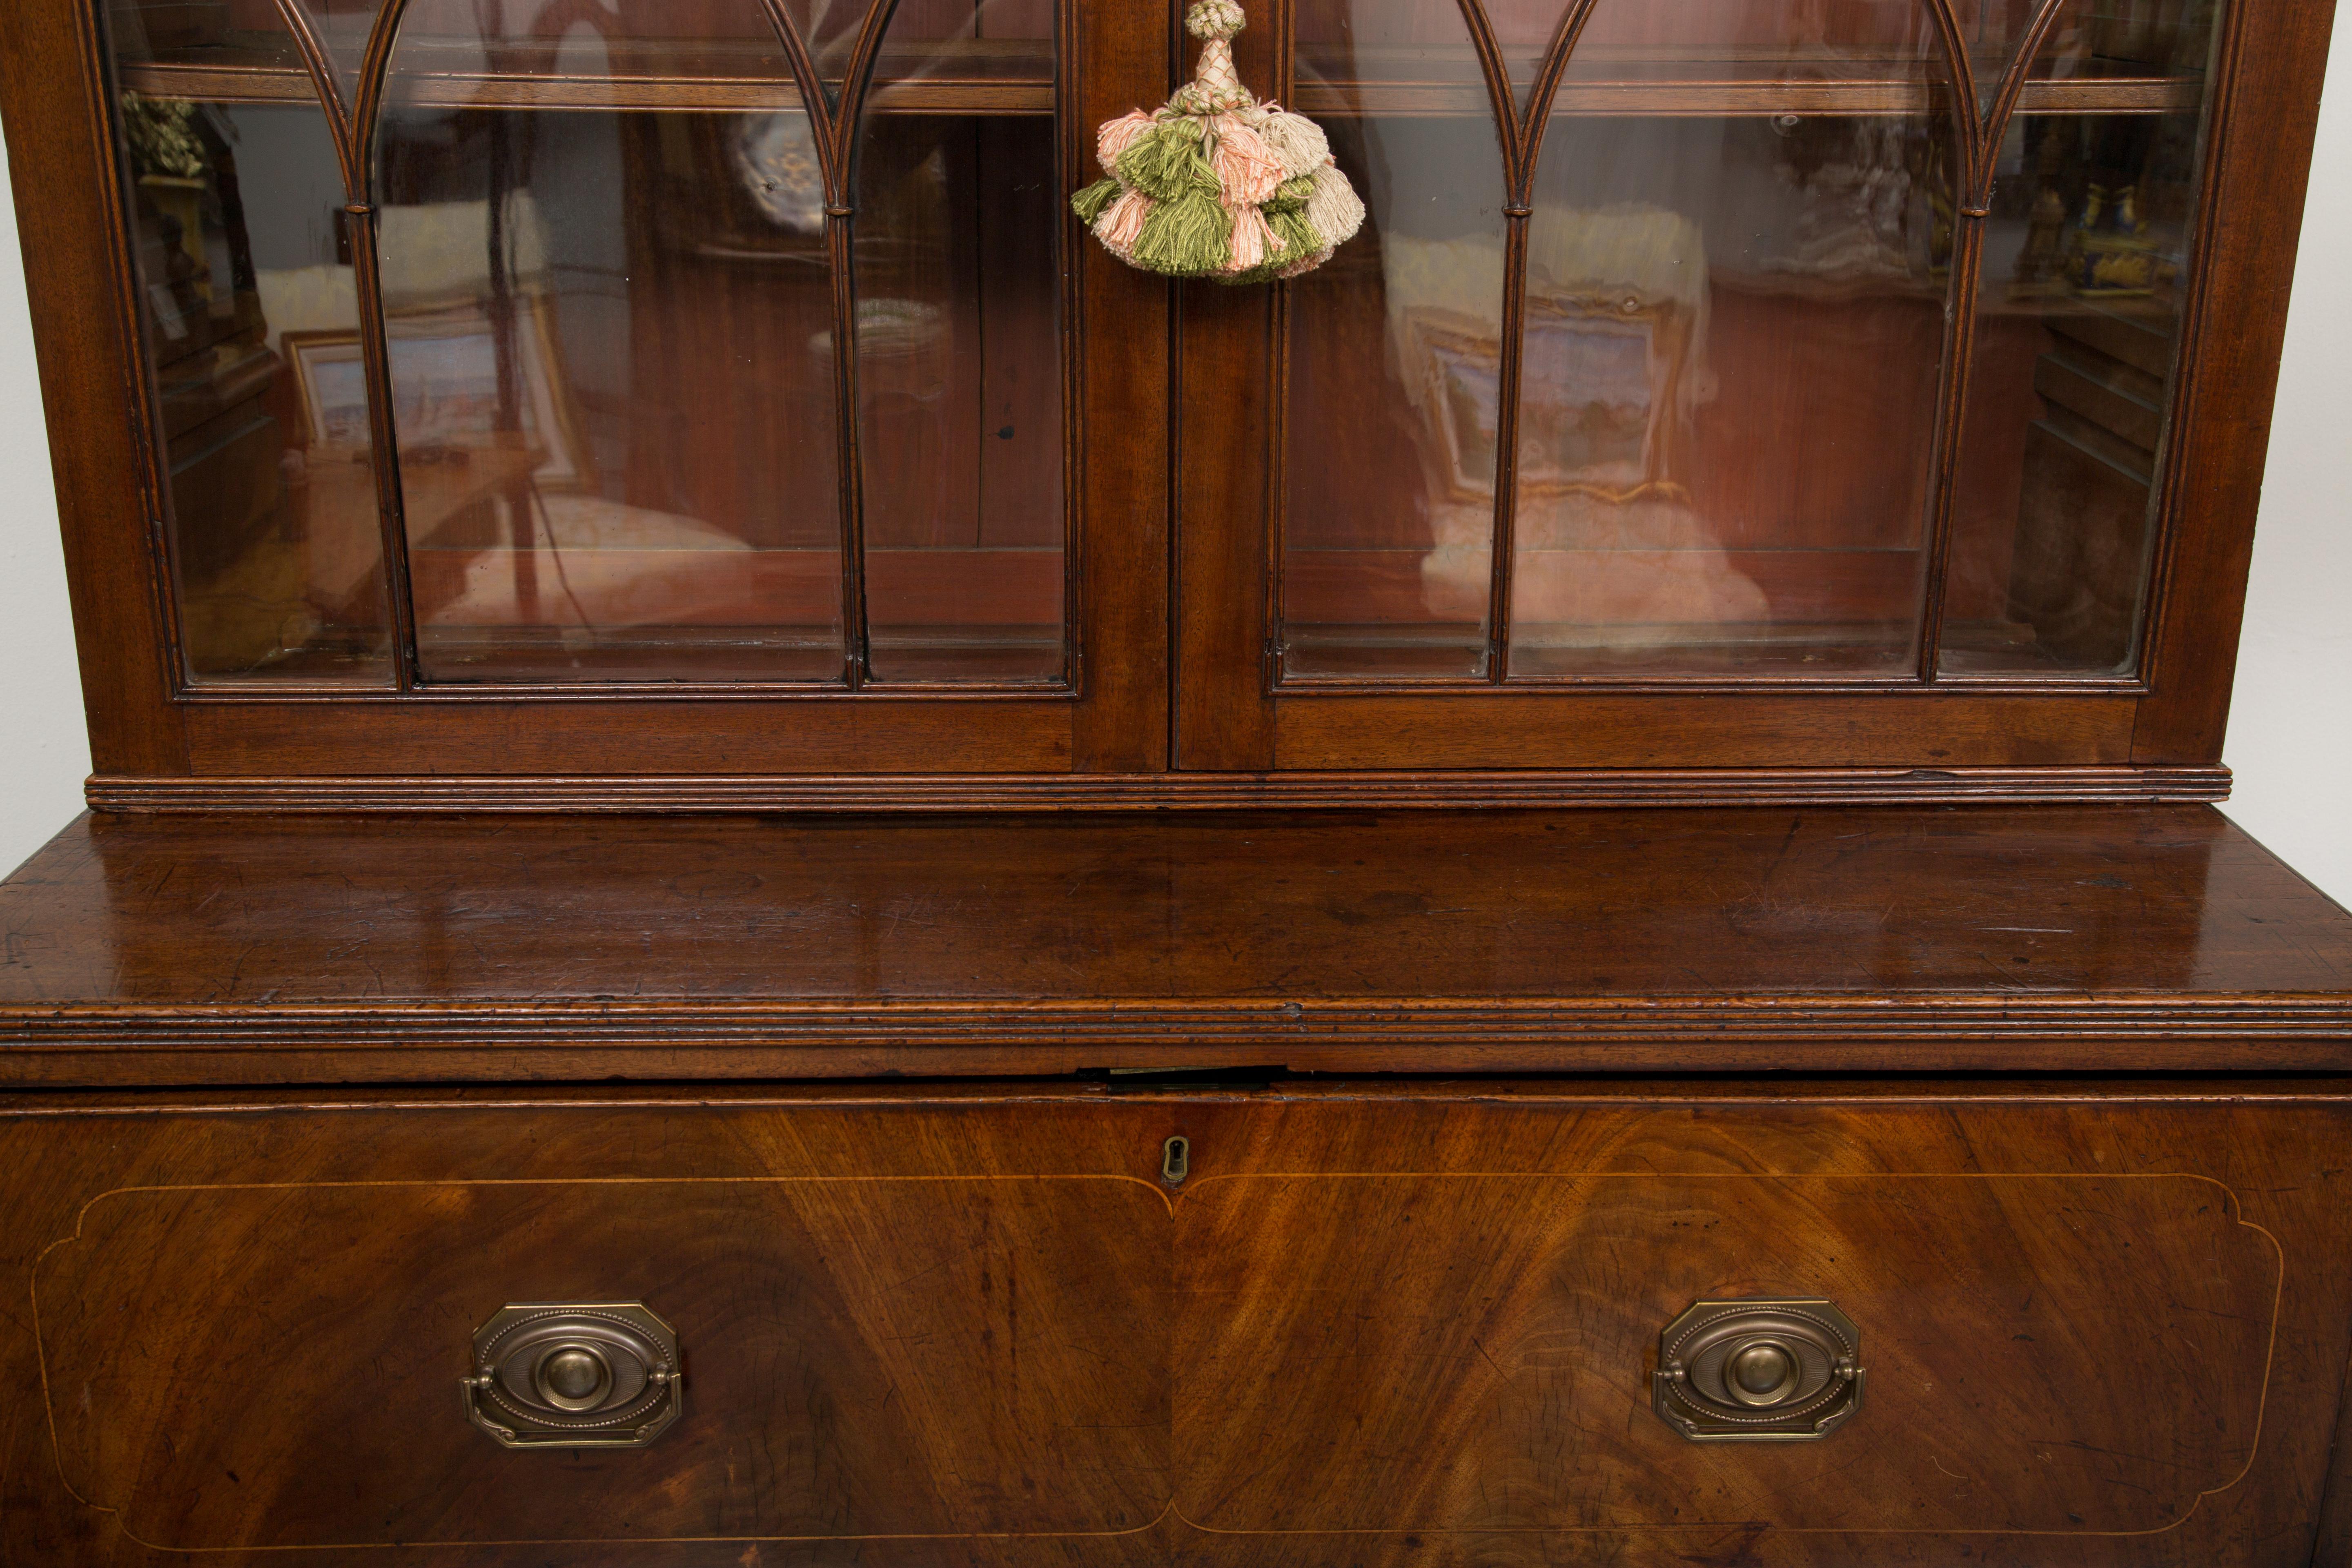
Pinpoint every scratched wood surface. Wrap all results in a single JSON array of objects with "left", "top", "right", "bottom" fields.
[{"left": 6, "top": 1089, "right": 2348, "bottom": 1566}]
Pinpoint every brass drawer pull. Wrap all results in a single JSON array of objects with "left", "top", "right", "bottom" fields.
[
  {"left": 1653, "top": 1298, "right": 1863, "bottom": 1441},
  {"left": 463, "top": 1303, "right": 683, "bottom": 1449}
]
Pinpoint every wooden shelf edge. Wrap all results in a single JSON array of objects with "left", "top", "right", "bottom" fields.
[
  {"left": 85, "top": 764, "right": 2230, "bottom": 812},
  {"left": 0, "top": 998, "right": 2345, "bottom": 1088},
  {"left": 118, "top": 61, "right": 1051, "bottom": 114},
  {"left": 116, "top": 60, "right": 2188, "bottom": 118},
  {"left": 1291, "top": 75, "right": 2201, "bottom": 117}
]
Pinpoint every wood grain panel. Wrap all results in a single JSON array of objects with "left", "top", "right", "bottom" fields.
[
  {"left": 179, "top": 694, "right": 1076, "bottom": 774},
  {"left": 1, "top": 1090, "right": 2348, "bottom": 1567},
  {"left": 1177, "top": 1172, "right": 2273, "bottom": 1535},
  {"left": 1273, "top": 693, "right": 2136, "bottom": 768},
  {"left": 39, "top": 1176, "right": 1169, "bottom": 1552}
]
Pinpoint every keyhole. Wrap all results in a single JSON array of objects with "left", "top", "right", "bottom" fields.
[{"left": 1161, "top": 1135, "right": 1190, "bottom": 1186}]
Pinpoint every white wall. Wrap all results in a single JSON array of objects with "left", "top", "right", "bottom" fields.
[
  {"left": 0, "top": 59, "right": 2346, "bottom": 900},
  {"left": 2214, "top": 14, "right": 2352, "bottom": 908},
  {"left": 0, "top": 125, "right": 88, "bottom": 877}
]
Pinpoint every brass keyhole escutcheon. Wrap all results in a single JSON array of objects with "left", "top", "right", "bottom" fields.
[{"left": 1162, "top": 1135, "right": 1190, "bottom": 1185}]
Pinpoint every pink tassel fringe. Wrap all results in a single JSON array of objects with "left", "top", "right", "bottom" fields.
[
  {"left": 1095, "top": 189, "right": 1154, "bottom": 256},
  {"left": 1096, "top": 110, "right": 1158, "bottom": 172},
  {"left": 1205, "top": 114, "right": 1286, "bottom": 207}
]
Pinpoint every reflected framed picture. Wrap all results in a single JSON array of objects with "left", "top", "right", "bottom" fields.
[
  {"left": 1398, "top": 295, "right": 1692, "bottom": 508},
  {"left": 282, "top": 290, "right": 586, "bottom": 490}
]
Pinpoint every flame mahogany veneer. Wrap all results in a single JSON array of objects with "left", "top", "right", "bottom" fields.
[
  {"left": 1, "top": 0, "right": 2347, "bottom": 1551},
  {"left": 0, "top": 806, "right": 2347, "bottom": 1564}
]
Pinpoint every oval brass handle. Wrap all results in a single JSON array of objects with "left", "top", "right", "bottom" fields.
[
  {"left": 1653, "top": 1298, "right": 1863, "bottom": 1441},
  {"left": 463, "top": 1303, "right": 682, "bottom": 1448}
]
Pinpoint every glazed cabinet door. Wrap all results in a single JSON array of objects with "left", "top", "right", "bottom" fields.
[
  {"left": 1171, "top": 0, "right": 2305, "bottom": 777},
  {"left": 57, "top": 0, "right": 1172, "bottom": 776}
]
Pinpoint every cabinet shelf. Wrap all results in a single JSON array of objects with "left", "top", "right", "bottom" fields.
[
  {"left": 118, "top": 38, "right": 1054, "bottom": 116},
  {"left": 120, "top": 41, "right": 2191, "bottom": 119},
  {"left": 1292, "top": 68, "right": 2201, "bottom": 118}
]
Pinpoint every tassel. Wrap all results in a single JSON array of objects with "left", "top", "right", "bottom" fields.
[
  {"left": 1115, "top": 119, "right": 1217, "bottom": 203},
  {"left": 1094, "top": 189, "right": 1154, "bottom": 258},
  {"left": 1206, "top": 114, "right": 1286, "bottom": 207},
  {"left": 1275, "top": 245, "right": 1332, "bottom": 280},
  {"left": 1069, "top": 0, "right": 1363, "bottom": 281},
  {"left": 1254, "top": 107, "right": 1331, "bottom": 180},
  {"left": 1268, "top": 205, "right": 1322, "bottom": 263},
  {"left": 1071, "top": 176, "right": 1123, "bottom": 227},
  {"left": 1266, "top": 174, "right": 1316, "bottom": 214},
  {"left": 1096, "top": 109, "right": 1158, "bottom": 172},
  {"left": 1132, "top": 187, "right": 1231, "bottom": 275},
  {"left": 1224, "top": 203, "right": 1276, "bottom": 273},
  {"left": 1303, "top": 162, "right": 1366, "bottom": 249}
]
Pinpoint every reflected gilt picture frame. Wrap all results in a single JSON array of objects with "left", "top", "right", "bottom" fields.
[{"left": 282, "top": 290, "right": 588, "bottom": 492}]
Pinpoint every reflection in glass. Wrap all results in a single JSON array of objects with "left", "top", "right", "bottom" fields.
[
  {"left": 1508, "top": 0, "right": 1955, "bottom": 675},
  {"left": 1297, "top": 0, "right": 1572, "bottom": 114},
  {"left": 1940, "top": 0, "right": 2216, "bottom": 674},
  {"left": 1282, "top": 108, "right": 1509, "bottom": 679},
  {"left": 107, "top": 2, "right": 395, "bottom": 684},
  {"left": 374, "top": 0, "right": 865, "bottom": 683},
  {"left": 387, "top": 0, "right": 815, "bottom": 91},
  {"left": 854, "top": 0, "right": 1065, "bottom": 684},
  {"left": 372, "top": 96, "right": 846, "bottom": 682}
]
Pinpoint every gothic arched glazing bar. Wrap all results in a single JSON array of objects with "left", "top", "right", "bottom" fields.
[
  {"left": 795, "top": 0, "right": 920, "bottom": 686},
  {"left": 341, "top": 0, "right": 888, "bottom": 687},
  {"left": 1975, "top": 0, "right": 2076, "bottom": 203},
  {"left": 1478, "top": 0, "right": 1601, "bottom": 678},
  {"left": 1508, "top": 0, "right": 1605, "bottom": 197},
  {"left": 258, "top": 0, "right": 425, "bottom": 688},
  {"left": 1487, "top": 0, "right": 1985, "bottom": 684},
  {"left": 743, "top": 0, "right": 877, "bottom": 683},
  {"left": 1920, "top": 0, "right": 1989, "bottom": 196},
  {"left": 1913, "top": 0, "right": 2072, "bottom": 677},
  {"left": 269, "top": 1, "right": 361, "bottom": 191}
]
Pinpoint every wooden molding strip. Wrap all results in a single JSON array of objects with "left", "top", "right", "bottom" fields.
[
  {"left": 86, "top": 766, "right": 2231, "bottom": 813},
  {"left": 0, "top": 994, "right": 2345, "bottom": 1085},
  {"left": 4, "top": 994, "right": 2346, "bottom": 1045}
]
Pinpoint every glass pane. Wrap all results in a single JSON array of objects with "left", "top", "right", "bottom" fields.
[
  {"left": 1298, "top": 0, "right": 1571, "bottom": 116},
  {"left": 376, "top": 5, "right": 845, "bottom": 683},
  {"left": 286, "top": 0, "right": 382, "bottom": 101},
  {"left": 1283, "top": 0, "right": 1512, "bottom": 680},
  {"left": 389, "top": 0, "right": 818, "bottom": 100},
  {"left": 855, "top": 0, "right": 1063, "bottom": 685},
  {"left": 107, "top": 2, "right": 395, "bottom": 684},
  {"left": 1940, "top": 0, "right": 2216, "bottom": 675},
  {"left": 1961, "top": 0, "right": 2046, "bottom": 111},
  {"left": 1508, "top": 0, "right": 1956, "bottom": 676},
  {"left": 1296, "top": 0, "right": 1484, "bottom": 122}
]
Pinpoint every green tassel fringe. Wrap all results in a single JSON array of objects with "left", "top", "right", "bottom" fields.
[
  {"left": 1115, "top": 120, "right": 1218, "bottom": 203},
  {"left": 1268, "top": 207, "right": 1322, "bottom": 261},
  {"left": 1070, "top": 176, "right": 1123, "bottom": 226},
  {"left": 1130, "top": 187, "right": 1230, "bottom": 275},
  {"left": 1267, "top": 175, "right": 1317, "bottom": 212}
]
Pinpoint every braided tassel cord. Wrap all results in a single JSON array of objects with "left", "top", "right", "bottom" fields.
[{"left": 1069, "top": 0, "right": 1364, "bottom": 282}]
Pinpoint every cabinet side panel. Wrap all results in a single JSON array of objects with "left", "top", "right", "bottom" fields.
[
  {"left": 0, "top": 0, "right": 186, "bottom": 776},
  {"left": 2129, "top": 0, "right": 2340, "bottom": 764}
]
